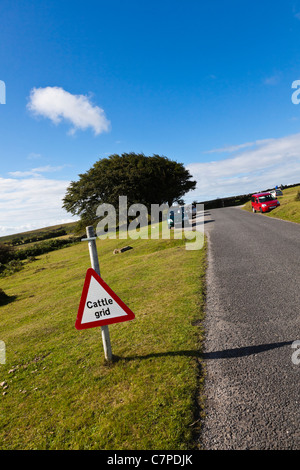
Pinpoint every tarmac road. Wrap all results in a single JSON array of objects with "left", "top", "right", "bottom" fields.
[{"left": 199, "top": 206, "right": 300, "bottom": 450}]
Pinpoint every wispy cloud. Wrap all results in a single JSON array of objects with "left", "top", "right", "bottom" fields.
[
  {"left": 263, "top": 73, "right": 281, "bottom": 86},
  {"left": 8, "top": 165, "right": 68, "bottom": 178},
  {"left": 27, "top": 86, "right": 110, "bottom": 136},
  {"left": 204, "top": 139, "right": 274, "bottom": 154},
  {"left": 27, "top": 152, "right": 42, "bottom": 160},
  {"left": 187, "top": 133, "right": 300, "bottom": 202}
]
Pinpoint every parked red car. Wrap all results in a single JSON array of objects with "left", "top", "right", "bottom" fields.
[{"left": 251, "top": 192, "right": 280, "bottom": 213}]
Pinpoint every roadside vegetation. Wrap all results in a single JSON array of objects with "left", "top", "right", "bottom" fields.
[
  {"left": 0, "top": 223, "right": 80, "bottom": 278},
  {"left": 0, "top": 226, "right": 206, "bottom": 450},
  {"left": 242, "top": 185, "right": 300, "bottom": 224}
]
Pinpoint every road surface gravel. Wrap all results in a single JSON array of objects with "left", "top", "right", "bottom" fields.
[{"left": 200, "top": 207, "right": 300, "bottom": 450}]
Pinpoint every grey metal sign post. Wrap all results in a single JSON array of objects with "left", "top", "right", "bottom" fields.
[{"left": 83, "top": 225, "right": 113, "bottom": 361}]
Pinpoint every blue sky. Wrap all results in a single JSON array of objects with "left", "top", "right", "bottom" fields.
[{"left": 1, "top": 0, "right": 300, "bottom": 235}]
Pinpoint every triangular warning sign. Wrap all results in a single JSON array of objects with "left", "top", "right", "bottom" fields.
[{"left": 75, "top": 268, "right": 135, "bottom": 330}]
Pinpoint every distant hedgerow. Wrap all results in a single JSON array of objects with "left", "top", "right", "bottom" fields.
[
  {"left": 14, "top": 237, "right": 81, "bottom": 260},
  {"left": 0, "top": 237, "right": 81, "bottom": 277}
]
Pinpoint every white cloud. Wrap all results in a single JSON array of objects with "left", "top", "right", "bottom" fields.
[
  {"left": 27, "top": 86, "right": 110, "bottom": 136},
  {"left": 0, "top": 176, "right": 76, "bottom": 236},
  {"left": 186, "top": 133, "right": 300, "bottom": 202}
]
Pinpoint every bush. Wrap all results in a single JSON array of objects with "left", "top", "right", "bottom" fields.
[
  {"left": 0, "top": 259, "right": 24, "bottom": 277},
  {"left": 0, "top": 243, "right": 14, "bottom": 264},
  {"left": 295, "top": 190, "right": 300, "bottom": 201},
  {"left": 0, "top": 288, "right": 10, "bottom": 306},
  {"left": 4, "top": 260, "right": 23, "bottom": 276}
]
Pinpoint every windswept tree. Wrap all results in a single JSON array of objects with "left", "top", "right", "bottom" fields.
[{"left": 62, "top": 153, "right": 196, "bottom": 227}]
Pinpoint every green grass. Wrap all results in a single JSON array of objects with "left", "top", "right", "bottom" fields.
[
  {"left": 0, "top": 228, "right": 206, "bottom": 450},
  {"left": 242, "top": 185, "right": 300, "bottom": 223}
]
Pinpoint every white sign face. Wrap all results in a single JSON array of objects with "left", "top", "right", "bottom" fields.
[
  {"left": 81, "top": 276, "right": 128, "bottom": 324},
  {"left": 75, "top": 269, "right": 135, "bottom": 330}
]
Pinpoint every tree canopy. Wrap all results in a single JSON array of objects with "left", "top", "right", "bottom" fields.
[{"left": 62, "top": 153, "right": 196, "bottom": 226}]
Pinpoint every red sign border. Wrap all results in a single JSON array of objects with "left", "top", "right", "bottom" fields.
[{"left": 75, "top": 268, "right": 135, "bottom": 330}]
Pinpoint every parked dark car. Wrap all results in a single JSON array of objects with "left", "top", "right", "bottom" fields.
[
  {"left": 167, "top": 207, "right": 190, "bottom": 228},
  {"left": 270, "top": 189, "right": 283, "bottom": 198}
]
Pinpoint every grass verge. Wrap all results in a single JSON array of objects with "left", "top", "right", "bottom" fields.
[{"left": 0, "top": 228, "right": 206, "bottom": 450}]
